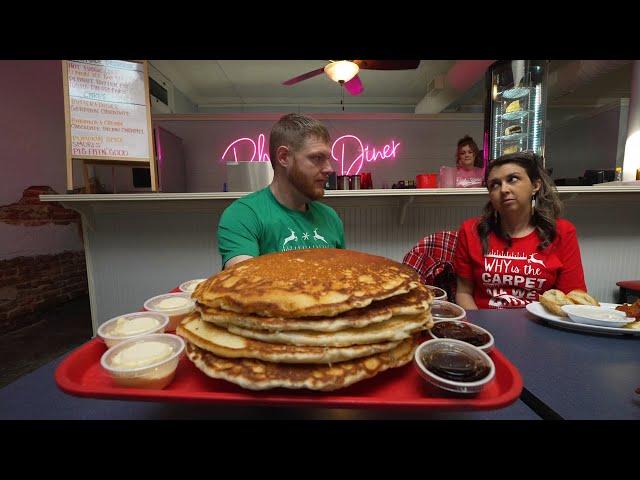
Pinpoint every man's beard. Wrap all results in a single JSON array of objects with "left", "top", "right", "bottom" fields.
[{"left": 288, "top": 161, "right": 325, "bottom": 200}]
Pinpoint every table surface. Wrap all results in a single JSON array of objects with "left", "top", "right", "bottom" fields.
[
  {"left": 0, "top": 349, "right": 538, "bottom": 420},
  {"left": 469, "top": 308, "right": 640, "bottom": 420},
  {"left": 6, "top": 307, "right": 635, "bottom": 420}
]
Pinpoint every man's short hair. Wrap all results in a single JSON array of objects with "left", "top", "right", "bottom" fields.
[{"left": 269, "top": 113, "right": 331, "bottom": 168}]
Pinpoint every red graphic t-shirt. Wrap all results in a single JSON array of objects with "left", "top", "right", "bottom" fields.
[
  {"left": 454, "top": 217, "right": 586, "bottom": 309},
  {"left": 456, "top": 167, "right": 484, "bottom": 188}
]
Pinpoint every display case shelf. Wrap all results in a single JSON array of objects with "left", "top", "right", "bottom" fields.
[
  {"left": 501, "top": 86, "right": 531, "bottom": 99},
  {"left": 499, "top": 132, "right": 528, "bottom": 142},
  {"left": 500, "top": 110, "right": 530, "bottom": 121}
]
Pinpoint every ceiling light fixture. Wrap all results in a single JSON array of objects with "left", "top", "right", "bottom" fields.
[{"left": 324, "top": 61, "right": 360, "bottom": 83}]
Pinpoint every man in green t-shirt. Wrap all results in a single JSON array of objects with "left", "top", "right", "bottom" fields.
[{"left": 217, "top": 113, "right": 345, "bottom": 269}]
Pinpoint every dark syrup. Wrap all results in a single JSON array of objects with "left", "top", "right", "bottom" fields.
[
  {"left": 422, "top": 349, "right": 490, "bottom": 382},
  {"left": 431, "top": 322, "right": 490, "bottom": 347}
]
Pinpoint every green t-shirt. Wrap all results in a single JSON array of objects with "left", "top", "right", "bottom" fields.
[{"left": 217, "top": 187, "right": 345, "bottom": 267}]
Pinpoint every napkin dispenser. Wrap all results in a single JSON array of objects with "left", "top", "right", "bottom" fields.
[{"left": 226, "top": 161, "right": 274, "bottom": 192}]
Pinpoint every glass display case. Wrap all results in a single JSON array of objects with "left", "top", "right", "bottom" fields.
[{"left": 483, "top": 60, "right": 549, "bottom": 163}]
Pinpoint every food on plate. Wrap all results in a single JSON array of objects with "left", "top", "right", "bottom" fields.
[
  {"left": 505, "top": 125, "right": 522, "bottom": 136},
  {"left": 539, "top": 289, "right": 573, "bottom": 316},
  {"left": 616, "top": 299, "right": 640, "bottom": 320},
  {"left": 566, "top": 289, "right": 600, "bottom": 306},
  {"left": 505, "top": 100, "right": 520, "bottom": 113},
  {"left": 179, "top": 248, "right": 434, "bottom": 391},
  {"left": 503, "top": 146, "right": 519, "bottom": 155},
  {"left": 617, "top": 299, "right": 640, "bottom": 328}
]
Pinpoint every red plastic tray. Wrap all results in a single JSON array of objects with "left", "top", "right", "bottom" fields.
[{"left": 55, "top": 334, "right": 523, "bottom": 410}]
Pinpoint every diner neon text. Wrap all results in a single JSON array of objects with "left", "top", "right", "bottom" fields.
[
  {"left": 221, "top": 133, "right": 270, "bottom": 163},
  {"left": 331, "top": 135, "right": 400, "bottom": 175},
  {"left": 221, "top": 133, "right": 401, "bottom": 175}
]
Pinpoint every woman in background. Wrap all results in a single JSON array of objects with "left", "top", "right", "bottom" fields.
[
  {"left": 454, "top": 152, "right": 587, "bottom": 310},
  {"left": 455, "top": 135, "right": 484, "bottom": 188}
]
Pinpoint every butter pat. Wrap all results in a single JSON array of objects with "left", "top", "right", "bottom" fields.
[
  {"left": 111, "top": 316, "right": 160, "bottom": 337},
  {"left": 144, "top": 293, "right": 195, "bottom": 332},
  {"left": 179, "top": 279, "right": 206, "bottom": 293},
  {"left": 101, "top": 334, "right": 185, "bottom": 390},
  {"left": 98, "top": 312, "right": 169, "bottom": 348},
  {"left": 111, "top": 341, "right": 174, "bottom": 369},
  {"left": 156, "top": 297, "right": 191, "bottom": 310}
]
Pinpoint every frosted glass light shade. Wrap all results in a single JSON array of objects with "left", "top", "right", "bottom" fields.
[{"left": 324, "top": 61, "right": 360, "bottom": 83}]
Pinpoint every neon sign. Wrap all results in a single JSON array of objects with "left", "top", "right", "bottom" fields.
[
  {"left": 221, "top": 133, "right": 401, "bottom": 175},
  {"left": 331, "top": 135, "right": 400, "bottom": 175},
  {"left": 221, "top": 133, "right": 270, "bottom": 163}
]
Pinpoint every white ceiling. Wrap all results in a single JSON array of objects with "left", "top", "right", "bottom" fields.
[
  {"left": 150, "top": 60, "right": 454, "bottom": 108},
  {"left": 149, "top": 60, "right": 633, "bottom": 114}
]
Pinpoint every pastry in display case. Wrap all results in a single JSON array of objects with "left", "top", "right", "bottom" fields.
[{"left": 483, "top": 60, "right": 549, "bottom": 162}]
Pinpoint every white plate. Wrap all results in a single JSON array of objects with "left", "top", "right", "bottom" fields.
[{"left": 526, "top": 302, "right": 640, "bottom": 336}]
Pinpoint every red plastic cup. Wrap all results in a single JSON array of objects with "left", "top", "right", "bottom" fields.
[
  {"left": 416, "top": 173, "right": 438, "bottom": 188},
  {"left": 360, "top": 172, "right": 373, "bottom": 189}
]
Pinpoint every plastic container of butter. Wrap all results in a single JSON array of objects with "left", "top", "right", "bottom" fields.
[
  {"left": 143, "top": 292, "right": 195, "bottom": 332},
  {"left": 97, "top": 311, "right": 169, "bottom": 348},
  {"left": 178, "top": 278, "right": 207, "bottom": 293},
  {"left": 100, "top": 333, "right": 185, "bottom": 390}
]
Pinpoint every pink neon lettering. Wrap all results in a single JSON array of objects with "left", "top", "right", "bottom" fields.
[
  {"left": 221, "top": 133, "right": 401, "bottom": 173},
  {"left": 331, "top": 135, "right": 400, "bottom": 175},
  {"left": 221, "top": 133, "right": 270, "bottom": 162}
]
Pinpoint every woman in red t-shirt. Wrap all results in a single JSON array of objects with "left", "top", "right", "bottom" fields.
[{"left": 454, "top": 152, "right": 586, "bottom": 310}]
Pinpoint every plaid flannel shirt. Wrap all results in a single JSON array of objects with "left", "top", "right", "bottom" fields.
[{"left": 402, "top": 230, "right": 459, "bottom": 299}]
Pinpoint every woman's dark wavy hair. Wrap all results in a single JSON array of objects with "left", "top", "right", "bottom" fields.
[{"left": 477, "top": 151, "right": 563, "bottom": 255}]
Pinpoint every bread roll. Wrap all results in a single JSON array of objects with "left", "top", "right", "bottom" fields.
[
  {"left": 539, "top": 289, "right": 572, "bottom": 317},
  {"left": 567, "top": 289, "right": 600, "bottom": 306}
]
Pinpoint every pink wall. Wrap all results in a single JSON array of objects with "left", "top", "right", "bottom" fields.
[
  {"left": 152, "top": 116, "right": 484, "bottom": 191},
  {"left": 0, "top": 61, "right": 68, "bottom": 204},
  {"left": 0, "top": 60, "right": 84, "bottom": 260}
]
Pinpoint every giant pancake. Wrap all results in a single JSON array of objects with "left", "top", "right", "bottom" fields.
[
  {"left": 193, "top": 248, "right": 421, "bottom": 317},
  {"left": 180, "top": 248, "right": 432, "bottom": 391}
]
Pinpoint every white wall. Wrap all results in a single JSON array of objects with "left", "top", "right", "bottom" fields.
[{"left": 546, "top": 101, "right": 627, "bottom": 179}]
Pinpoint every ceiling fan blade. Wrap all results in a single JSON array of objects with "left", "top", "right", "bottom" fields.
[
  {"left": 354, "top": 60, "right": 420, "bottom": 70},
  {"left": 282, "top": 67, "right": 326, "bottom": 85},
  {"left": 344, "top": 75, "right": 364, "bottom": 96}
]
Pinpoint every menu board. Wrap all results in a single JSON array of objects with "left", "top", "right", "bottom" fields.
[{"left": 62, "top": 60, "right": 157, "bottom": 191}]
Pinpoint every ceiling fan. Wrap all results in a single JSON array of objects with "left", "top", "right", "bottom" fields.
[{"left": 282, "top": 60, "right": 421, "bottom": 96}]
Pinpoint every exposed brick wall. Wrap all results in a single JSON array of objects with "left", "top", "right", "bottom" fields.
[
  {"left": 0, "top": 185, "right": 81, "bottom": 228},
  {"left": 0, "top": 186, "right": 87, "bottom": 333},
  {"left": 0, "top": 251, "right": 88, "bottom": 333}
]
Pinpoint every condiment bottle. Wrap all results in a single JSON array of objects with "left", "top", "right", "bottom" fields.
[{"left": 615, "top": 167, "right": 622, "bottom": 182}]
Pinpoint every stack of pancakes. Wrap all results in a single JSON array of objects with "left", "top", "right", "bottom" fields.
[{"left": 177, "top": 248, "right": 433, "bottom": 391}]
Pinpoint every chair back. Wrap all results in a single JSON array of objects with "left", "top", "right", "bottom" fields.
[{"left": 403, "top": 230, "right": 459, "bottom": 300}]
